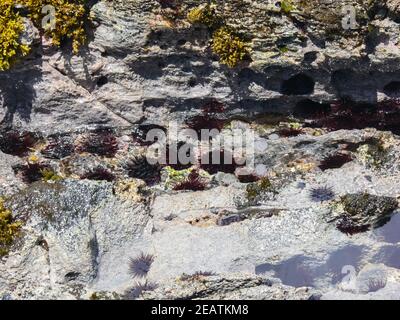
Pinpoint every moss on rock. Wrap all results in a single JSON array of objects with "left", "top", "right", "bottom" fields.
[
  {"left": 0, "top": 1, "right": 30, "bottom": 71},
  {"left": 0, "top": 197, "right": 22, "bottom": 256}
]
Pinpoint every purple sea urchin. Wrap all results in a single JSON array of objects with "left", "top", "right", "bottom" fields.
[
  {"left": 173, "top": 170, "right": 206, "bottom": 191},
  {"left": 309, "top": 186, "right": 335, "bottom": 202},
  {"left": 80, "top": 167, "right": 115, "bottom": 182},
  {"left": 185, "top": 115, "right": 225, "bottom": 137},
  {"left": 12, "top": 163, "right": 52, "bottom": 184},
  {"left": 308, "top": 99, "right": 400, "bottom": 135},
  {"left": 41, "top": 136, "right": 74, "bottom": 159},
  {"left": 200, "top": 150, "right": 242, "bottom": 174},
  {"left": 129, "top": 253, "right": 155, "bottom": 278},
  {"left": 76, "top": 130, "right": 118, "bottom": 158},
  {"left": 201, "top": 100, "right": 225, "bottom": 114},
  {"left": 123, "top": 156, "right": 161, "bottom": 185},
  {"left": 0, "top": 130, "right": 39, "bottom": 157}
]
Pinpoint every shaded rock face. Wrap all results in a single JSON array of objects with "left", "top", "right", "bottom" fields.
[{"left": 1, "top": 0, "right": 400, "bottom": 300}]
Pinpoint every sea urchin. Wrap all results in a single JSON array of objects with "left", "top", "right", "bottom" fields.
[
  {"left": 129, "top": 253, "right": 155, "bottom": 278},
  {"left": 309, "top": 186, "right": 335, "bottom": 202}
]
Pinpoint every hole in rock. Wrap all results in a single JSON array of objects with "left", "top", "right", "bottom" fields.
[
  {"left": 281, "top": 74, "right": 315, "bottom": 95},
  {"left": 159, "top": 0, "right": 176, "bottom": 8},
  {"left": 276, "top": 128, "right": 303, "bottom": 137},
  {"left": 76, "top": 129, "right": 118, "bottom": 158},
  {"left": 383, "top": 81, "right": 400, "bottom": 97},
  {"left": 303, "top": 51, "right": 318, "bottom": 63},
  {"left": 123, "top": 156, "right": 161, "bottom": 186},
  {"left": 318, "top": 153, "right": 353, "bottom": 171},
  {"left": 294, "top": 99, "right": 331, "bottom": 119},
  {"left": 64, "top": 272, "right": 80, "bottom": 282},
  {"left": 188, "top": 78, "right": 197, "bottom": 87},
  {"left": 96, "top": 76, "right": 108, "bottom": 87},
  {"left": 176, "top": 39, "right": 187, "bottom": 46}
]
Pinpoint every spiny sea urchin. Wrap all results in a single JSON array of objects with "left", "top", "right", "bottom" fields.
[
  {"left": 12, "top": 162, "right": 52, "bottom": 184},
  {"left": 201, "top": 100, "right": 225, "bottom": 114},
  {"left": 309, "top": 186, "right": 335, "bottom": 202},
  {"left": 129, "top": 253, "right": 155, "bottom": 278},
  {"left": 173, "top": 170, "right": 206, "bottom": 191},
  {"left": 76, "top": 130, "right": 118, "bottom": 158},
  {"left": 0, "top": 130, "right": 39, "bottom": 157},
  {"left": 185, "top": 115, "right": 225, "bottom": 138},
  {"left": 80, "top": 167, "right": 116, "bottom": 182},
  {"left": 123, "top": 156, "right": 161, "bottom": 185},
  {"left": 200, "top": 149, "right": 242, "bottom": 174},
  {"left": 41, "top": 136, "right": 74, "bottom": 160}
]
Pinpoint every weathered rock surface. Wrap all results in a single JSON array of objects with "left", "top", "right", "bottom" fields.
[{"left": 1, "top": 0, "right": 400, "bottom": 300}]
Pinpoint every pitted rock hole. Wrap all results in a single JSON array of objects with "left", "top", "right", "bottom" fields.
[
  {"left": 383, "top": 81, "right": 400, "bottom": 98},
  {"left": 280, "top": 74, "right": 315, "bottom": 95},
  {"left": 294, "top": 99, "right": 331, "bottom": 118}
]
